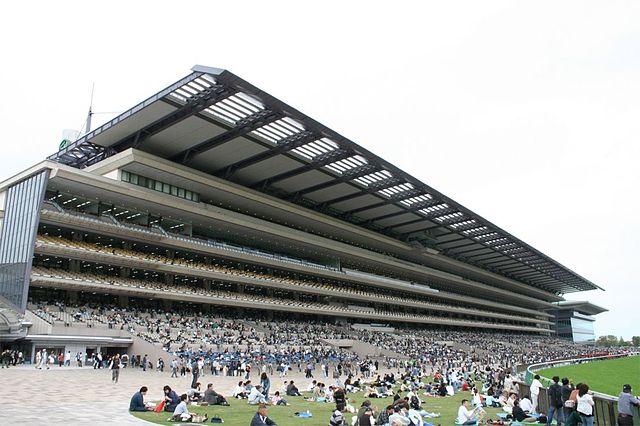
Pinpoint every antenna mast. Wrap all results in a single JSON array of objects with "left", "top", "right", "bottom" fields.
[{"left": 87, "top": 83, "right": 95, "bottom": 132}]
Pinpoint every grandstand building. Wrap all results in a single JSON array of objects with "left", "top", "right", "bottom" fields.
[
  {"left": 0, "top": 65, "right": 604, "bottom": 357},
  {"left": 549, "top": 301, "right": 607, "bottom": 342}
]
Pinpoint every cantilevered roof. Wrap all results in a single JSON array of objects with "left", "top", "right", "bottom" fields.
[
  {"left": 555, "top": 301, "right": 608, "bottom": 316},
  {"left": 49, "top": 65, "right": 603, "bottom": 295}
]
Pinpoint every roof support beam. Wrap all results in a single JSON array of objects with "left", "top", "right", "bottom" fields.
[
  {"left": 111, "top": 85, "right": 231, "bottom": 152},
  {"left": 213, "top": 131, "right": 319, "bottom": 179},
  {"left": 287, "top": 163, "right": 379, "bottom": 200},
  {"left": 170, "top": 109, "right": 280, "bottom": 164},
  {"left": 250, "top": 149, "right": 353, "bottom": 190}
]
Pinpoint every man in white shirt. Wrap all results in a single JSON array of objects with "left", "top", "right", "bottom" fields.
[
  {"left": 457, "top": 399, "right": 481, "bottom": 425},
  {"left": 519, "top": 395, "right": 534, "bottom": 413},
  {"left": 530, "top": 375, "right": 543, "bottom": 413}
]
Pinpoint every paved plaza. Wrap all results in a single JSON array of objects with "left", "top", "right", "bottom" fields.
[{"left": 2, "top": 364, "right": 326, "bottom": 425}]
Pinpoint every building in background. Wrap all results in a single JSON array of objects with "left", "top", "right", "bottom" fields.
[{"left": 550, "top": 301, "right": 607, "bottom": 342}]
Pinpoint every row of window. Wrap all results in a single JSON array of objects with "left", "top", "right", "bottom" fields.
[{"left": 121, "top": 171, "right": 200, "bottom": 202}]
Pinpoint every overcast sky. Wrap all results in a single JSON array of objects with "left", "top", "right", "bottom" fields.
[{"left": 1, "top": 1, "right": 638, "bottom": 339}]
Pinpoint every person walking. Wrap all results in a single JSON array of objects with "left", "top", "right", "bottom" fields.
[
  {"left": 170, "top": 358, "right": 178, "bottom": 378},
  {"left": 109, "top": 354, "right": 121, "bottom": 384}
]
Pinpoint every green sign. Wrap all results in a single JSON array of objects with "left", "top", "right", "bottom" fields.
[{"left": 59, "top": 139, "right": 70, "bottom": 150}]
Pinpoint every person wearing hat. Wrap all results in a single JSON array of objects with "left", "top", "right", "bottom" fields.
[
  {"left": 617, "top": 384, "right": 639, "bottom": 426},
  {"left": 250, "top": 403, "right": 277, "bottom": 426}
]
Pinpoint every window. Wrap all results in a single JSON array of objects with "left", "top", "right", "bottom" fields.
[{"left": 120, "top": 171, "right": 200, "bottom": 203}]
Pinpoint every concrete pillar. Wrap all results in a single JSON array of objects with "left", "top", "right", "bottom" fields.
[
  {"left": 182, "top": 224, "right": 193, "bottom": 237},
  {"left": 166, "top": 249, "right": 175, "bottom": 260},
  {"left": 68, "top": 260, "right": 81, "bottom": 273},
  {"left": 120, "top": 267, "right": 130, "bottom": 278},
  {"left": 203, "top": 279, "right": 212, "bottom": 291},
  {"left": 119, "top": 295, "right": 129, "bottom": 307},
  {"left": 68, "top": 291, "right": 79, "bottom": 304},
  {"left": 237, "top": 284, "right": 245, "bottom": 294},
  {"left": 162, "top": 299, "right": 172, "bottom": 310},
  {"left": 164, "top": 274, "right": 174, "bottom": 285}
]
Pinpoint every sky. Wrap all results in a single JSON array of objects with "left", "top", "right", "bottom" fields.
[{"left": 0, "top": 1, "right": 638, "bottom": 339}]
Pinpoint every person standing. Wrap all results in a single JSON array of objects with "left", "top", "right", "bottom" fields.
[
  {"left": 142, "top": 354, "right": 147, "bottom": 372},
  {"left": 109, "top": 354, "right": 121, "bottom": 383},
  {"left": 191, "top": 357, "right": 200, "bottom": 389},
  {"left": 260, "top": 372, "right": 271, "bottom": 399},
  {"left": 617, "top": 384, "right": 640, "bottom": 426},
  {"left": 547, "top": 376, "right": 564, "bottom": 426},
  {"left": 561, "top": 378, "right": 574, "bottom": 420},
  {"left": 170, "top": 358, "right": 178, "bottom": 378},
  {"left": 530, "top": 374, "right": 543, "bottom": 413},
  {"left": 576, "top": 383, "right": 595, "bottom": 426}
]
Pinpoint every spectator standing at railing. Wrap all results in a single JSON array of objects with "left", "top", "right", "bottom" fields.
[
  {"left": 546, "top": 376, "right": 563, "bottom": 426},
  {"left": 530, "top": 374, "right": 543, "bottom": 413},
  {"left": 617, "top": 384, "right": 640, "bottom": 426},
  {"left": 576, "top": 383, "right": 595, "bottom": 426},
  {"left": 560, "top": 377, "right": 574, "bottom": 420}
]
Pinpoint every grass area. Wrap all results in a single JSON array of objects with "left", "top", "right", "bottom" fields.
[
  {"left": 538, "top": 355, "right": 640, "bottom": 396},
  {"left": 131, "top": 389, "right": 505, "bottom": 425}
]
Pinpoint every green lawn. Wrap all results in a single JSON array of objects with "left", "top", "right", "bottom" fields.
[
  {"left": 131, "top": 389, "right": 505, "bottom": 425},
  {"left": 538, "top": 355, "right": 640, "bottom": 396}
]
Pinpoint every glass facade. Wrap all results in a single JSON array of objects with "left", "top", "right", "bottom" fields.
[
  {"left": 121, "top": 170, "right": 200, "bottom": 202},
  {"left": 571, "top": 317, "right": 595, "bottom": 342},
  {"left": 0, "top": 170, "right": 49, "bottom": 312}
]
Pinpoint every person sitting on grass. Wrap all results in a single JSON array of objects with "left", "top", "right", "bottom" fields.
[
  {"left": 377, "top": 405, "right": 394, "bottom": 426},
  {"left": 519, "top": 394, "right": 534, "bottom": 413},
  {"left": 330, "top": 402, "right": 347, "bottom": 426},
  {"left": 129, "top": 386, "right": 153, "bottom": 411},
  {"left": 248, "top": 384, "right": 269, "bottom": 405},
  {"left": 171, "top": 393, "right": 201, "bottom": 422},
  {"left": 512, "top": 399, "right": 537, "bottom": 423},
  {"left": 457, "top": 398, "right": 484, "bottom": 425},
  {"left": 233, "top": 381, "right": 248, "bottom": 399},
  {"left": 270, "top": 391, "right": 288, "bottom": 406},
  {"left": 163, "top": 385, "right": 180, "bottom": 412},
  {"left": 286, "top": 380, "right": 301, "bottom": 397},
  {"left": 250, "top": 403, "right": 277, "bottom": 426},
  {"left": 187, "top": 382, "right": 202, "bottom": 403},
  {"left": 204, "top": 383, "right": 230, "bottom": 406}
]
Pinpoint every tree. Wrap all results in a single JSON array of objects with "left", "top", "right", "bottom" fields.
[
  {"left": 597, "top": 335, "right": 618, "bottom": 347},
  {"left": 632, "top": 336, "right": 640, "bottom": 347},
  {"left": 618, "top": 336, "right": 628, "bottom": 346}
]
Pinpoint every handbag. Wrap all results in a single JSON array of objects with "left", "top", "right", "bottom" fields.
[
  {"left": 564, "top": 400, "right": 575, "bottom": 408},
  {"left": 154, "top": 400, "right": 166, "bottom": 413}
]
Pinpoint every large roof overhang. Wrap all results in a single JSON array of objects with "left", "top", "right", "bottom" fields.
[
  {"left": 553, "top": 300, "right": 608, "bottom": 316},
  {"left": 48, "top": 65, "right": 603, "bottom": 295}
]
